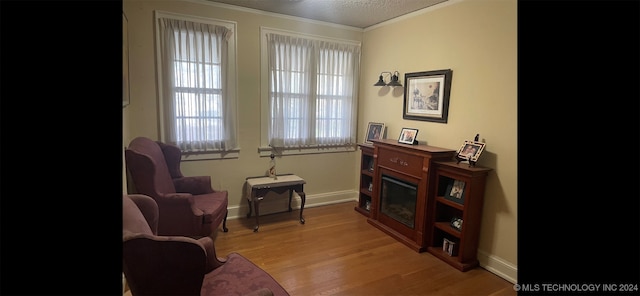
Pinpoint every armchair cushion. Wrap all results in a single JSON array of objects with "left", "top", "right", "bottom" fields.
[{"left": 174, "top": 176, "right": 215, "bottom": 195}]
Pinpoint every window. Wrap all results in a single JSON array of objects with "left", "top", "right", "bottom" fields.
[
  {"left": 260, "top": 28, "right": 361, "bottom": 155},
  {"left": 155, "top": 11, "right": 238, "bottom": 159}
]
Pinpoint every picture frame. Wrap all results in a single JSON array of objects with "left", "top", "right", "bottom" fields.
[
  {"left": 444, "top": 179, "right": 465, "bottom": 204},
  {"left": 398, "top": 127, "right": 419, "bottom": 145},
  {"left": 123, "top": 11, "right": 130, "bottom": 107},
  {"left": 450, "top": 217, "right": 463, "bottom": 231},
  {"left": 442, "top": 238, "right": 451, "bottom": 252},
  {"left": 456, "top": 140, "right": 486, "bottom": 162},
  {"left": 443, "top": 238, "right": 458, "bottom": 256},
  {"left": 403, "top": 69, "right": 453, "bottom": 123},
  {"left": 365, "top": 122, "right": 385, "bottom": 144}
]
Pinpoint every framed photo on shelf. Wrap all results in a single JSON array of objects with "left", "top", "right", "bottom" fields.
[
  {"left": 398, "top": 127, "right": 419, "bottom": 145},
  {"left": 365, "top": 122, "right": 385, "bottom": 144},
  {"left": 442, "top": 238, "right": 451, "bottom": 252},
  {"left": 444, "top": 179, "right": 465, "bottom": 204},
  {"left": 450, "top": 217, "right": 463, "bottom": 231},
  {"left": 403, "top": 69, "right": 453, "bottom": 123},
  {"left": 456, "top": 140, "right": 486, "bottom": 162},
  {"left": 443, "top": 238, "right": 458, "bottom": 256}
]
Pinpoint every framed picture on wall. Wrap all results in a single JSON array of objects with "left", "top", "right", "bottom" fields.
[{"left": 403, "top": 69, "right": 453, "bottom": 123}]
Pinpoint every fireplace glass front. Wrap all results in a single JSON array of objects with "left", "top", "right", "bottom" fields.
[{"left": 380, "top": 174, "right": 418, "bottom": 228}]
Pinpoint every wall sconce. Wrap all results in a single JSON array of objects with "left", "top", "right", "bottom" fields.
[{"left": 374, "top": 71, "right": 402, "bottom": 87}]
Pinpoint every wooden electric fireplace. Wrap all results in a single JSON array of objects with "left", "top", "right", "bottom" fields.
[{"left": 368, "top": 139, "right": 456, "bottom": 252}]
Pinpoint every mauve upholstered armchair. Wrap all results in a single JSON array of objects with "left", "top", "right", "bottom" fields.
[
  {"left": 125, "top": 136, "right": 228, "bottom": 237},
  {"left": 123, "top": 194, "right": 290, "bottom": 296}
]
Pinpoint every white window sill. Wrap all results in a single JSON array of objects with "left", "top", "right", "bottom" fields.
[
  {"left": 258, "top": 145, "right": 356, "bottom": 157},
  {"left": 181, "top": 149, "right": 240, "bottom": 161}
]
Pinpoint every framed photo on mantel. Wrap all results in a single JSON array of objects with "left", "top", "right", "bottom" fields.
[
  {"left": 365, "top": 122, "right": 385, "bottom": 144},
  {"left": 398, "top": 127, "right": 418, "bottom": 145}
]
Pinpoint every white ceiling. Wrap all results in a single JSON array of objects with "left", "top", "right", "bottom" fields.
[{"left": 204, "top": 0, "right": 450, "bottom": 29}]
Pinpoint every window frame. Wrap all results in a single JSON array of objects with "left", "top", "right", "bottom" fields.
[
  {"left": 154, "top": 11, "right": 239, "bottom": 161},
  {"left": 259, "top": 27, "right": 360, "bottom": 157}
]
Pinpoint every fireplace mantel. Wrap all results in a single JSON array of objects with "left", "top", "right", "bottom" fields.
[{"left": 368, "top": 139, "right": 456, "bottom": 252}]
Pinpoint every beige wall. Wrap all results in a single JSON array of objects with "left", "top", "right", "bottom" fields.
[
  {"left": 122, "top": 0, "right": 363, "bottom": 212},
  {"left": 123, "top": 0, "right": 517, "bottom": 282},
  {"left": 360, "top": 0, "right": 517, "bottom": 280}
]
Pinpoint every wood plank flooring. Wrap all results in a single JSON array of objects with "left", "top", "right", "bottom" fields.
[{"left": 213, "top": 201, "right": 516, "bottom": 296}]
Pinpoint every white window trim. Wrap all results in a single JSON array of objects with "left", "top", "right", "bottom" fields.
[
  {"left": 154, "top": 10, "right": 240, "bottom": 160},
  {"left": 257, "top": 145, "right": 355, "bottom": 157},
  {"left": 259, "top": 27, "right": 360, "bottom": 157},
  {"left": 181, "top": 149, "right": 240, "bottom": 161}
]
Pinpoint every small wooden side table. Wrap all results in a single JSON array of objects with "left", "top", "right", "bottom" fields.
[{"left": 245, "top": 174, "right": 306, "bottom": 232}]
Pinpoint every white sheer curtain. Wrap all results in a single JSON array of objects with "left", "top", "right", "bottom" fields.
[
  {"left": 158, "top": 18, "right": 237, "bottom": 152},
  {"left": 267, "top": 33, "right": 360, "bottom": 148}
]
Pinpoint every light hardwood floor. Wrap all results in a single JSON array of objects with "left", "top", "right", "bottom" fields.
[{"left": 213, "top": 201, "right": 516, "bottom": 296}]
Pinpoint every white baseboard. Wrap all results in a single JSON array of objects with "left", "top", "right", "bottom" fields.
[
  {"left": 477, "top": 249, "right": 517, "bottom": 284},
  {"left": 226, "top": 190, "right": 358, "bottom": 219}
]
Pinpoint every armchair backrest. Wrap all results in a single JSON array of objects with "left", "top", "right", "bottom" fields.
[
  {"left": 125, "top": 137, "right": 177, "bottom": 197},
  {"left": 123, "top": 194, "right": 158, "bottom": 235},
  {"left": 157, "top": 140, "right": 185, "bottom": 179}
]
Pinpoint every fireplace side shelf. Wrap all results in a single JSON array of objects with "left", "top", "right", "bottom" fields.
[
  {"left": 355, "top": 144, "right": 375, "bottom": 217},
  {"left": 429, "top": 161, "right": 492, "bottom": 272}
]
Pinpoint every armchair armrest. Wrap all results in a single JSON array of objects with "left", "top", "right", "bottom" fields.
[
  {"left": 173, "top": 176, "right": 215, "bottom": 195},
  {"left": 157, "top": 193, "right": 195, "bottom": 206},
  {"left": 197, "top": 236, "right": 226, "bottom": 273},
  {"left": 156, "top": 193, "right": 202, "bottom": 216}
]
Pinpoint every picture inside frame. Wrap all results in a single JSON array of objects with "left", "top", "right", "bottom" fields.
[
  {"left": 403, "top": 69, "right": 453, "bottom": 123},
  {"left": 398, "top": 128, "right": 418, "bottom": 144},
  {"left": 365, "top": 122, "right": 385, "bottom": 144},
  {"left": 444, "top": 179, "right": 465, "bottom": 204},
  {"left": 450, "top": 217, "right": 463, "bottom": 231},
  {"left": 456, "top": 140, "right": 486, "bottom": 162}
]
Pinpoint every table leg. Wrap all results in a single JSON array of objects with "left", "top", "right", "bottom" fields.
[
  {"left": 253, "top": 196, "right": 262, "bottom": 232},
  {"left": 288, "top": 189, "right": 293, "bottom": 212},
  {"left": 297, "top": 191, "right": 306, "bottom": 224},
  {"left": 246, "top": 198, "right": 253, "bottom": 218}
]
